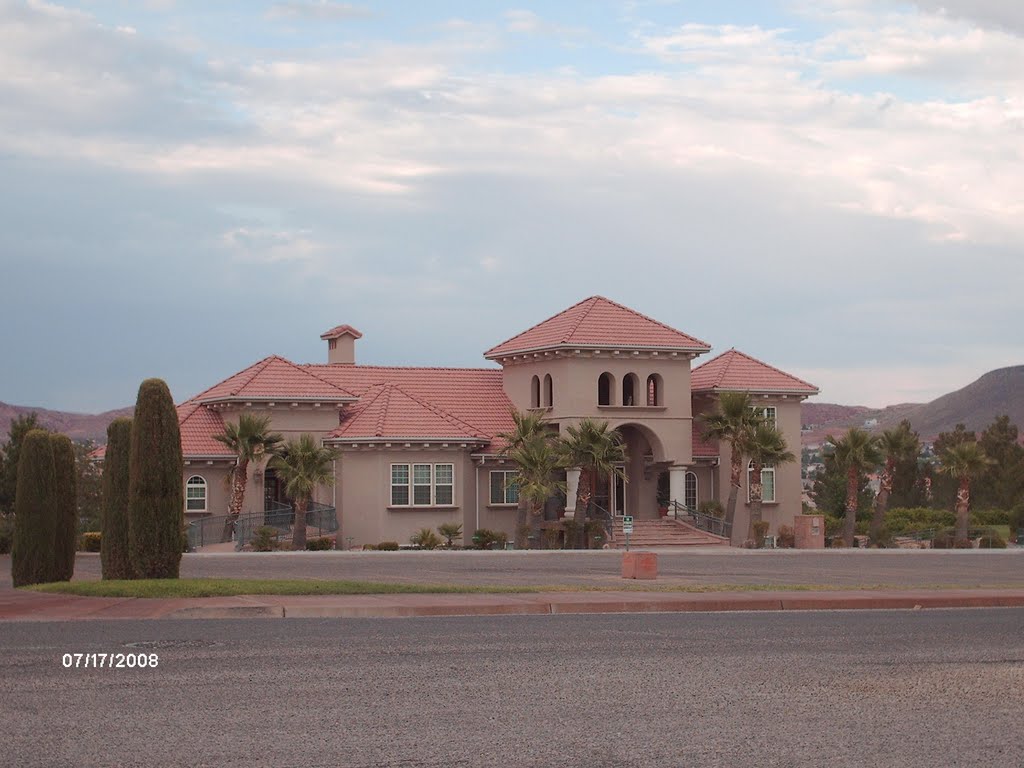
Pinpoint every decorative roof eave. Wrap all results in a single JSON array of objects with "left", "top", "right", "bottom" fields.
[
  {"left": 693, "top": 386, "right": 819, "bottom": 398},
  {"left": 485, "top": 343, "right": 710, "bottom": 362},
  {"left": 325, "top": 436, "right": 490, "bottom": 447},
  {"left": 184, "top": 454, "right": 238, "bottom": 461},
  {"left": 320, "top": 324, "right": 364, "bottom": 340},
  {"left": 198, "top": 395, "right": 357, "bottom": 406}
]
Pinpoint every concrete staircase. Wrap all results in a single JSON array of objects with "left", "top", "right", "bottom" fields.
[{"left": 609, "top": 517, "right": 729, "bottom": 548}]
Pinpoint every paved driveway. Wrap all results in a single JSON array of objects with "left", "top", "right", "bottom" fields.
[{"left": 3, "top": 549, "right": 1022, "bottom": 590}]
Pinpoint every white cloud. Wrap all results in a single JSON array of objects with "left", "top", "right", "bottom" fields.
[{"left": 266, "top": 1, "right": 371, "bottom": 22}]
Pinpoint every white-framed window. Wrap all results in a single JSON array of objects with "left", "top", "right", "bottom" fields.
[
  {"left": 391, "top": 464, "right": 410, "bottom": 506},
  {"left": 751, "top": 405, "right": 778, "bottom": 428},
  {"left": 489, "top": 470, "right": 520, "bottom": 505},
  {"left": 185, "top": 475, "right": 207, "bottom": 513},
  {"left": 685, "top": 471, "right": 698, "bottom": 509},
  {"left": 747, "top": 462, "right": 776, "bottom": 503},
  {"left": 391, "top": 463, "right": 455, "bottom": 506}
]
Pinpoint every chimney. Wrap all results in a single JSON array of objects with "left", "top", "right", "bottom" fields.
[{"left": 320, "top": 325, "right": 362, "bottom": 365}]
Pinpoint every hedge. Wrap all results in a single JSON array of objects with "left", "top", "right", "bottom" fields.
[
  {"left": 101, "top": 418, "right": 133, "bottom": 580},
  {"left": 11, "top": 430, "right": 59, "bottom": 587},
  {"left": 51, "top": 434, "right": 78, "bottom": 582}
]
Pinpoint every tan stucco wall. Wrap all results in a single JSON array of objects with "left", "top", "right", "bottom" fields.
[{"left": 182, "top": 464, "right": 232, "bottom": 519}]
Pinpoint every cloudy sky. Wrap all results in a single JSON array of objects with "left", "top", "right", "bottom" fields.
[{"left": 1, "top": 0, "right": 1022, "bottom": 412}]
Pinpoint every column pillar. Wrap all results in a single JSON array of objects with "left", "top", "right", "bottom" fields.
[
  {"left": 669, "top": 466, "right": 687, "bottom": 509},
  {"left": 564, "top": 468, "right": 581, "bottom": 519}
]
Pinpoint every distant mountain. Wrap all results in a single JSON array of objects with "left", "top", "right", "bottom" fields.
[
  {"left": 802, "top": 365, "right": 1024, "bottom": 445},
  {"left": 0, "top": 402, "right": 133, "bottom": 443}
]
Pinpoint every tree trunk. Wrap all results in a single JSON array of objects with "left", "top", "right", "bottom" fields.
[
  {"left": 843, "top": 465, "right": 858, "bottom": 547},
  {"left": 222, "top": 458, "right": 249, "bottom": 542},
  {"left": 725, "top": 450, "right": 743, "bottom": 545},
  {"left": 292, "top": 497, "right": 309, "bottom": 550},
  {"left": 529, "top": 503, "right": 543, "bottom": 549},
  {"left": 870, "top": 459, "right": 894, "bottom": 546},
  {"left": 955, "top": 477, "right": 970, "bottom": 547},
  {"left": 574, "top": 469, "right": 592, "bottom": 550},
  {"left": 747, "top": 461, "right": 763, "bottom": 546},
  {"left": 514, "top": 497, "right": 529, "bottom": 549}
]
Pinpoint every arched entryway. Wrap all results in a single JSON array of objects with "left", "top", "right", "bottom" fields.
[{"left": 587, "top": 423, "right": 666, "bottom": 521}]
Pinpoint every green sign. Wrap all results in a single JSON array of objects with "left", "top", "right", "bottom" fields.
[{"left": 622, "top": 515, "right": 633, "bottom": 534}]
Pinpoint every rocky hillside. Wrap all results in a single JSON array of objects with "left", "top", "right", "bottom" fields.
[{"left": 0, "top": 402, "right": 132, "bottom": 443}]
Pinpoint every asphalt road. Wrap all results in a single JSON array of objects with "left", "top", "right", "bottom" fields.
[
  {"left": 4, "top": 549, "right": 1021, "bottom": 591},
  {"left": 2, "top": 609, "right": 1022, "bottom": 767}
]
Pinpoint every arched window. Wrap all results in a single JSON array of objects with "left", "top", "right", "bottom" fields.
[
  {"left": 530, "top": 375, "right": 540, "bottom": 408},
  {"left": 685, "top": 471, "right": 698, "bottom": 510},
  {"left": 646, "top": 374, "right": 663, "bottom": 406},
  {"left": 622, "top": 373, "right": 639, "bottom": 406},
  {"left": 747, "top": 462, "right": 776, "bottom": 503},
  {"left": 185, "top": 475, "right": 207, "bottom": 513},
  {"left": 543, "top": 374, "right": 553, "bottom": 408},
  {"left": 598, "top": 372, "right": 615, "bottom": 406}
]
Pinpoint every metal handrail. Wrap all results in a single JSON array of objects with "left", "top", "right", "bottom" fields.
[
  {"left": 589, "top": 500, "right": 615, "bottom": 543},
  {"left": 668, "top": 500, "right": 731, "bottom": 538},
  {"left": 187, "top": 500, "right": 338, "bottom": 551}
]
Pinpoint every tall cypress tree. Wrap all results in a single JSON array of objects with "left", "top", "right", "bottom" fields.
[
  {"left": 128, "top": 379, "right": 184, "bottom": 579},
  {"left": 11, "top": 430, "right": 58, "bottom": 587},
  {"left": 101, "top": 418, "right": 133, "bottom": 580},
  {"left": 51, "top": 434, "right": 78, "bottom": 582}
]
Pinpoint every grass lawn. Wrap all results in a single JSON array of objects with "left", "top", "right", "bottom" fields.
[{"left": 23, "top": 579, "right": 1006, "bottom": 599}]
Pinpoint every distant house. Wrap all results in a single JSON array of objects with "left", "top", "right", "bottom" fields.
[
  {"left": 863, "top": 418, "right": 879, "bottom": 428},
  {"left": 173, "top": 297, "right": 818, "bottom": 547}
]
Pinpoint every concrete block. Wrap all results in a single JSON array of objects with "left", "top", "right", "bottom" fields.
[{"left": 621, "top": 551, "right": 657, "bottom": 580}]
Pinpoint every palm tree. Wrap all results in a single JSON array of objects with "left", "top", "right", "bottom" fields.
[
  {"left": 828, "top": 428, "right": 882, "bottom": 546},
  {"left": 498, "top": 410, "right": 552, "bottom": 548},
  {"left": 268, "top": 434, "right": 339, "bottom": 550},
  {"left": 870, "top": 422, "right": 919, "bottom": 546},
  {"left": 507, "top": 434, "right": 565, "bottom": 549},
  {"left": 558, "top": 419, "right": 626, "bottom": 548},
  {"left": 939, "top": 441, "right": 990, "bottom": 547},
  {"left": 213, "top": 413, "right": 284, "bottom": 540},
  {"left": 701, "top": 392, "right": 764, "bottom": 540},
  {"left": 741, "top": 422, "right": 795, "bottom": 545}
]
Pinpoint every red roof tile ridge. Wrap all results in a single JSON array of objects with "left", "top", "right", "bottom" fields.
[
  {"left": 563, "top": 295, "right": 601, "bottom": 343},
  {"left": 483, "top": 296, "right": 597, "bottom": 356},
  {"left": 386, "top": 383, "right": 491, "bottom": 439},
  {"left": 192, "top": 356, "right": 276, "bottom": 400},
  {"left": 693, "top": 348, "right": 818, "bottom": 392},
  {"left": 320, "top": 324, "right": 363, "bottom": 340},
  {"left": 589, "top": 296, "right": 711, "bottom": 349},
  {"left": 303, "top": 364, "right": 502, "bottom": 373},
  {"left": 272, "top": 355, "right": 357, "bottom": 398},
  {"left": 375, "top": 384, "right": 392, "bottom": 437}
]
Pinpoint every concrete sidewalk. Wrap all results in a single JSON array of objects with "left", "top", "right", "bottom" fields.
[{"left": 3, "top": 587, "right": 1024, "bottom": 622}]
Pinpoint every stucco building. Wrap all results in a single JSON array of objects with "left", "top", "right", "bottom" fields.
[{"left": 178, "top": 296, "right": 817, "bottom": 547}]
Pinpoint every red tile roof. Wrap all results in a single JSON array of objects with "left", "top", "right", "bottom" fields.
[
  {"left": 485, "top": 296, "right": 711, "bottom": 358},
  {"left": 691, "top": 349, "right": 818, "bottom": 395},
  {"left": 692, "top": 424, "right": 718, "bottom": 458},
  {"left": 178, "top": 401, "right": 234, "bottom": 457},
  {"left": 195, "top": 355, "right": 356, "bottom": 403},
  {"left": 330, "top": 383, "right": 490, "bottom": 442},
  {"left": 320, "top": 324, "right": 363, "bottom": 340}
]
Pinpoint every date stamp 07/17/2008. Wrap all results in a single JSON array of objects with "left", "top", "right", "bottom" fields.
[{"left": 61, "top": 653, "right": 159, "bottom": 669}]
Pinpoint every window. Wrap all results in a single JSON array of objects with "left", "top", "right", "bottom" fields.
[
  {"left": 489, "top": 470, "right": 519, "bottom": 505},
  {"left": 598, "top": 372, "right": 613, "bottom": 405},
  {"left": 391, "top": 463, "right": 455, "bottom": 506},
  {"left": 391, "top": 464, "right": 410, "bottom": 506},
  {"left": 530, "top": 376, "right": 540, "bottom": 408},
  {"left": 543, "top": 374, "right": 553, "bottom": 408},
  {"left": 646, "top": 374, "right": 663, "bottom": 406},
  {"left": 622, "top": 373, "right": 639, "bottom": 406},
  {"left": 752, "top": 405, "right": 778, "bottom": 428},
  {"left": 185, "top": 475, "right": 207, "bottom": 513},
  {"left": 685, "top": 471, "right": 697, "bottom": 509},
  {"left": 747, "top": 462, "right": 776, "bottom": 503}
]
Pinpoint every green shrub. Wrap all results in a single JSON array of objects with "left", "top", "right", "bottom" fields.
[
  {"left": 931, "top": 531, "right": 954, "bottom": 549},
  {"left": 51, "top": 434, "right": 78, "bottom": 582},
  {"left": 561, "top": 521, "right": 580, "bottom": 549},
  {"left": 698, "top": 500, "right": 724, "bottom": 518},
  {"left": 11, "top": 430, "right": 59, "bottom": 587},
  {"left": 584, "top": 519, "right": 606, "bottom": 548},
  {"left": 869, "top": 525, "right": 893, "bottom": 548},
  {"left": 438, "top": 522, "right": 463, "bottom": 548},
  {"left": 251, "top": 526, "right": 280, "bottom": 552},
  {"left": 472, "top": 528, "right": 508, "bottom": 550},
  {"left": 410, "top": 528, "right": 442, "bottom": 550},
  {"left": 885, "top": 508, "right": 955, "bottom": 536},
  {"left": 80, "top": 532, "right": 102, "bottom": 552},
  {"left": 376, "top": 541, "right": 400, "bottom": 551},
  {"left": 0, "top": 516, "right": 13, "bottom": 554},
  {"left": 305, "top": 536, "right": 334, "bottom": 551},
  {"left": 752, "top": 520, "right": 770, "bottom": 548},
  {"left": 543, "top": 527, "right": 561, "bottom": 550},
  {"left": 978, "top": 534, "right": 1007, "bottom": 549},
  {"left": 971, "top": 509, "right": 1011, "bottom": 527},
  {"left": 1011, "top": 502, "right": 1024, "bottom": 535},
  {"left": 361, "top": 543, "right": 377, "bottom": 551},
  {"left": 101, "top": 418, "right": 133, "bottom": 580},
  {"left": 776, "top": 525, "right": 795, "bottom": 548},
  {"left": 823, "top": 514, "right": 843, "bottom": 538},
  {"left": 128, "top": 380, "right": 184, "bottom": 579}
]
